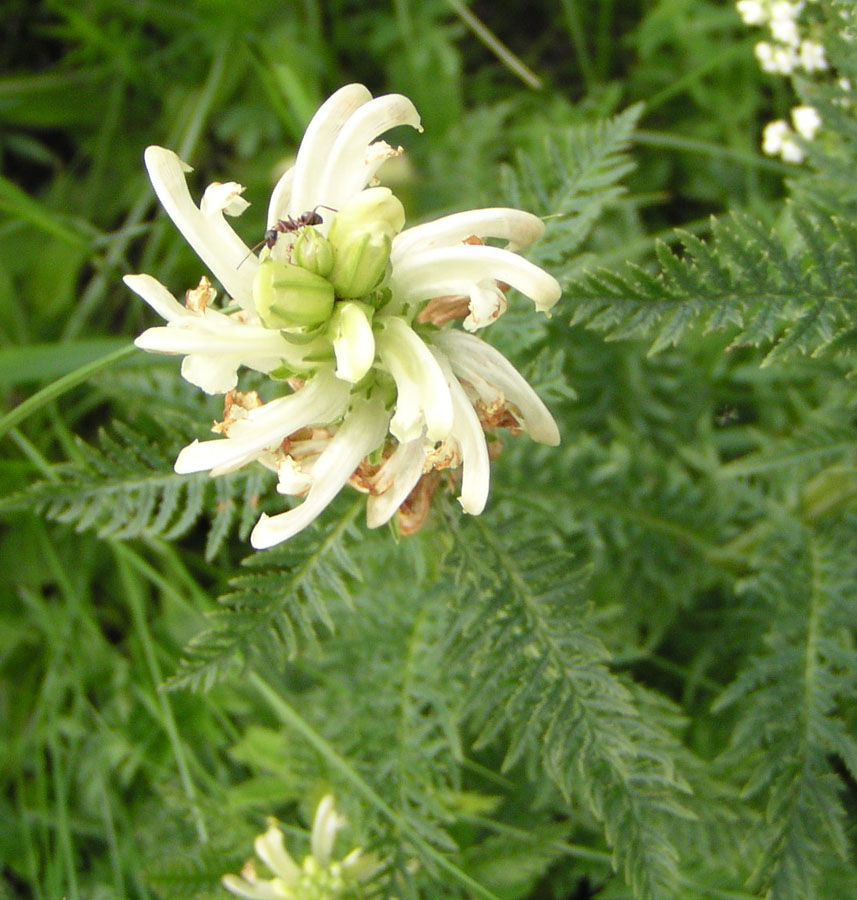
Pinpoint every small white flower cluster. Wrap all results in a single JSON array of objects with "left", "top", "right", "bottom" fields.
[
  {"left": 737, "top": 1, "right": 828, "bottom": 75},
  {"left": 762, "top": 104, "right": 822, "bottom": 162},
  {"left": 223, "top": 796, "right": 384, "bottom": 900},
  {"left": 736, "top": 0, "right": 831, "bottom": 163},
  {"left": 127, "top": 84, "right": 561, "bottom": 548}
]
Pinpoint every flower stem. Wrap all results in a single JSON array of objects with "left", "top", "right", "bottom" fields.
[
  {"left": 250, "top": 671, "right": 503, "bottom": 900},
  {"left": 0, "top": 343, "right": 137, "bottom": 441}
]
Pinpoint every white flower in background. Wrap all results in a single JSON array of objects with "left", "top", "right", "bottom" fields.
[
  {"left": 762, "top": 118, "right": 805, "bottom": 162},
  {"left": 791, "top": 104, "right": 822, "bottom": 138},
  {"left": 739, "top": 0, "right": 834, "bottom": 161},
  {"left": 737, "top": 0, "right": 767, "bottom": 25},
  {"left": 223, "top": 795, "right": 383, "bottom": 900},
  {"left": 800, "top": 39, "right": 827, "bottom": 71},
  {"left": 127, "top": 83, "right": 561, "bottom": 548}
]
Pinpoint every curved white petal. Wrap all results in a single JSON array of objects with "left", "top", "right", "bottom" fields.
[
  {"left": 254, "top": 823, "right": 301, "bottom": 883},
  {"left": 123, "top": 273, "right": 187, "bottom": 321},
  {"left": 133, "top": 317, "right": 290, "bottom": 358},
  {"left": 432, "top": 329, "right": 560, "bottom": 446},
  {"left": 392, "top": 208, "right": 545, "bottom": 259},
  {"left": 329, "top": 301, "right": 375, "bottom": 383},
  {"left": 390, "top": 245, "right": 561, "bottom": 314},
  {"left": 464, "top": 280, "right": 507, "bottom": 331},
  {"left": 180, "top": 353, "right": 241, "bottom": 394},
  {"left": 315, "top": 94, "right": 422, "bottom": 211},
  {"left": 266, "top": 165, "right": 295, "bottom": 229},
  {"left": 366, "top": 437, "right": 426, "bottom": 528},
  {"left": 311, "top": 795, "right": 345, "bottom": 866},
  {"left": 250, "top": 393, "right": 389, "bottom": 548},
  {"left": 431, "top": 349, "right": 490, "bottom": 515},
  {"left": 376, "top": 317, "right": 453, "bottom": 443},
  {"left": 201, "top": 181, "right": 249, "bottom": 217},
  {"left": 289, "top": 84, "right": 373, "bottom": 216},
  {"left": 144, "top": 147, "right": 258, "bottom": 310},
  {"left": 221, "top": 875, "right": 283, "bottom": 900},
  {"left": 174, "top": 370, "right": 349, "bottom": 475}
]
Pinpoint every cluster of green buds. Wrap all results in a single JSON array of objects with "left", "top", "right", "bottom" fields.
[{"left": 253, "top": 187, "right": 405, "bottom": 384}]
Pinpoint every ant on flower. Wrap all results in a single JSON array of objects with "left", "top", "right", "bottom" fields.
[{"left": 239, "top": 205, "right": 337, "bottom": 267}]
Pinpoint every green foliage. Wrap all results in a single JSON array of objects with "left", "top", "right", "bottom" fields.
[
  {"left": 714, "top": 515, "right": 857, "bottom": 899},
  {"left": 500, "top": 104, "right": 643, "bottom": 289},
  {"left": 567, "top": 209, "right": 857, "bottom": 363},
  {"left": 441, "top": 515, "right": 694, "bottom": 900},
  {"left": 3, "top": 2, "right": 857, "bottom": 900},
  {"left": 166, "top": 502, "right": 367, "bottom": 692},
  {"left": 0, "top": 422, "right": 264, "bottom": 560}
]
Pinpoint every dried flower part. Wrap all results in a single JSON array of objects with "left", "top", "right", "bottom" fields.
[
  {"left": 416, "top": 294, "right": 471, "bottom": 326},
  {"left": 185, "top": 275, "right": 216, "bottom": 312},
  {"left": 397, "top": 471, "right": 443, "bottom": 536}
]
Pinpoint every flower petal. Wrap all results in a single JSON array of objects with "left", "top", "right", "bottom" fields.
[
  {"left": 390, "top": 244, "right": 561, "bottom": 314},
  {"left": 311, "top": 795, "right": 346, "bottom": 866},
  {"left": 179, "top": 353, "right": 241, "bottom": 394},
  {"left": 254, "top": 822, "right": 301, "bottom": 883},
  {"left": 376, "top": 317, "right": 454, "bottom": 443},
  {"left": 250, "top": 393, "right": 389, "bottom": 548},
  {"left": 432, "top": 329, "right": 560, "bottom": 445},
  {"left": 464, "top": 280, "right": 508, "bottom": 331},
  {"left": 124, "top": 273, "right": 187, "bottom": 322},
  {"left": 144, "top": 147, "right": 258, "bottom": 310},
  {"left": 174, "top": 370, "right": 350, "bottom": 475},
  {"left": 365, "top": 436, "right": 426, "bottom": 528},
  {"left": 266, "top": 165, "right": 295, "bottom": 229},
  {"left": 392, "top": 208, "right": 545, "bottom": 259},
  {"left": 201, "top": 181, "right": 250, "bottom": 217},
  {"left": 220, "top": 875, "right": 283, "bottom": 900},
  {"left": 289, "top": 84, "right": 373, "bottom": 217},
  {"left": 431, "top": 349, "right": 490, "bottom": 515},
  {"left": 315, "top": 94, "right": 422, "bottom": 211}
]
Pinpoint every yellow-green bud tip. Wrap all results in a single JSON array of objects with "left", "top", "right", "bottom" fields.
[{"left": 254, "top": 259, "right": 335, "bottom": 329}]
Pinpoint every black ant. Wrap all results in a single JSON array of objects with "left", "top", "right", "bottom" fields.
[{"left": 239, "top": 205, "right": 337, "bottom": 268}]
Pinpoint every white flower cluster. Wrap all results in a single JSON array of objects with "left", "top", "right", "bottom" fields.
[
  {"left": 762, "top": 104, "right": 822, "bottom": 162},
  {"left": 736, "top": 0, "right": 830, "bottom": 163},
  {"left": 223, "top": 796, "right": 383, "bottom": 900},
  {"left": 126, "top": 84, "right": 561, "bottom": 549},
  {"left": 738, "top": 1, "right": 827, "bottom": 75}
]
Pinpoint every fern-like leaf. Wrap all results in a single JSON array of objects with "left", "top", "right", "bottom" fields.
[
  {"left": 166, "top": 500, "right": 365, "bottom": 692},
  {"left": 0, "top": 422, "right": 259, "bottom": 559},
  {"left": 713, "top": 515, "right": 857, "bottom": 900},
  {"left": 502, "top": 104, "right": 643, "bottom": 268},
  {"left": 568, "top": 210, "right": 857, "bottom": 363},
  {"left": 442, "top": 514, "right": 696, "bottom": 900}
]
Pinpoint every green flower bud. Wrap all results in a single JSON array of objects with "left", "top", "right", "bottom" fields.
[
  {"left": 329, "top": 229, "right": 392, "bottom": 298},
  {"left": 326, "top": 187, "right": 405, "bottom": 298},
  {"left": 292, "top": 226, "right": 334, "bottom": 278},
  {"left": 254, "top": 259, "right": 335, "bottom": 329},
  {"left": 328, "top": 187, "right": 405, "bottom": 244}
]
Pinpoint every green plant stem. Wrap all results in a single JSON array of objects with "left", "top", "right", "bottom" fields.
[
  {"left": 0, "top": 343, "right": 137, "bottom": 441},
  {"left": 62, "top": 38, "right": 230, "bottom": 341},
  {"left": 48, "top": 732, "right": 79, "bottom": 900},
  {"left": 634, "top": 129, "right": 795, "bottom": 174},
  {"left": 445, "top": 0, "right": 543, "bottom": 89},
  {"left": 644, "top": 38, "right": 757, "bottom": 112},
  {"left": 250, "top": 671, "right": 502, "bottom": 900},
  {"left": 558, "top": 0, "right": 597, "bottom": 91},
  {"left": 115, "top": 545, "right": 208, "bottom": 841}
]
